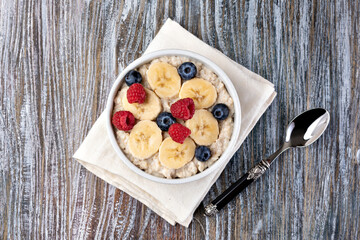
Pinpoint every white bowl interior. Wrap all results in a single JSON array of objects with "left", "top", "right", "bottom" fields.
[{"left": 106, "top": 49, "right": 241, "bottom": 184}]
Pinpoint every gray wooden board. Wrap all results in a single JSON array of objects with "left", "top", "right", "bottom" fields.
[{"left": 1, "top": 0, "right": 359, "bottom": 239}]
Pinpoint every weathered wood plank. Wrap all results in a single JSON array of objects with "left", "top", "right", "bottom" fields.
[{"left": 0, "top": 0, "right": 359, "bottom": 239}]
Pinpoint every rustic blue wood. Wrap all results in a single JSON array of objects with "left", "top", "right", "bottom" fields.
[{"left": 1, "top": 0, "right": 359, "bottom": 239}]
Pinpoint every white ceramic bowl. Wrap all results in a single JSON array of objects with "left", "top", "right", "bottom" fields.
[{"left": 106, "top": 49, "right": 241, "bottom": 184}]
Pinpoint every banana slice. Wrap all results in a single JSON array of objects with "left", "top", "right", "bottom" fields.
[
  {"left": 147, "top": 62, "right": 181, "bottom": 98},
  {"left": 185, "top": 109, "right": 219, "bottom": 145},
  {"left": 122, "top": 87, "right": 162, "bottom": 120},
  {"left": 159, "top": 137, "right": 196, "bottom": 169},
  {"left": 179, "top": 78, "right": 217, "bottom": 109},
  {"left": 128, "top": 120, "right": 162, "bottom": 159}
]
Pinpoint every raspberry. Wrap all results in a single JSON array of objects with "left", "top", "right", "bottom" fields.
[
  {"left": 170, "top": 98, "right": 195, "bottom": 120},
  {"left": 127, "top": 83, "right": 146, "bottom": 104},
  {"left": 112, "top": 111, "right": 135, "bottom": 131},
  {"left": 168, "top": 123, "right": 191, "bottom": 144}
]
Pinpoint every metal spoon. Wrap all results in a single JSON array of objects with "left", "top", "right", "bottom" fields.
[{"left": 204, "top": 108, "right": 330, "bottom": 216}]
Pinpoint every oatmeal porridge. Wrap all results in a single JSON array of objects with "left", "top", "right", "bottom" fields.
[{"left": 112, "top": 56, "right": 234, "bottom": 179}]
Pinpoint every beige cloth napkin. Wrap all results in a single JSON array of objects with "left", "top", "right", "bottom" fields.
[{"left": 73, "top": 19, "right": 276, "bottom": 227}]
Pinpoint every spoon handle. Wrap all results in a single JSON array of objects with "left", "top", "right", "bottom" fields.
[{"left": 204, "top": 160, "right": 270, "bottom": 216}]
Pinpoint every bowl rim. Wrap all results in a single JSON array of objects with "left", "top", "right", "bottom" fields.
[{"left": 106, "top": 49, "right": 241, "bottom": 184}]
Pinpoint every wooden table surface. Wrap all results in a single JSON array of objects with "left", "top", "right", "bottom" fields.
[{"left": 1, "top": 0, "right": 359, "bottom": 239}]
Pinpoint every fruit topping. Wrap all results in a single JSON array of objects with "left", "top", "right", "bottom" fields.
[
  {"left": 178, "top": 62, "right": 197, "bottom": 80},
  {"left": 125, "top": 70, "right": 142, "bottom": 86},
  {"left": 127, "top": 83, "right": 146, "bottom": 104},
  {"left": 170, "top": 98, "right": 195, "bottom": 120},
  {"left": 156, "top": 112, "right": 176, "bottom": 131},
  {"left": 112, "top": 111, "right": 136, "bottom": 131},
  {"left": 195, "top": 146, "right": 212, "bottom": 162},
  {"left": 128, "top": 120, "right": 162, "bottom": 159},
  {"left": 185, "top": 109, "right": 219, "bottom": 145},
  {"left": 212, "top": 104, "right": 229, "bottom": 120},
  {"left": 122, "top": 87, "right": 162, "bottom": 120},
  {"left": 159, "top": 137, "right": 196, "bottom": 169},
  {"left": 168, "top": 123, "right": 191, "bottom": 144},
  {"left": 147, "top": 62, "right": 181, "bottom": 98},
  {"left": 179, "top": 78, "right": 217, "bottom": 109}
]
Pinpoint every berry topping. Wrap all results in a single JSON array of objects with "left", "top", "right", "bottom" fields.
[
  {"left": 170, "top": 98, "right": 195, "bottom": 120},
  {"left": 156, "top": 112, "right": 176, "bottom": 131},
  {"left": 178, "top": 62, "right": 197, "bottom": 80},
  {"left": 127, "top": 83, "right": 146, "bottom": 104},
  {"left": 212, "top": 104, "right": 229, "bottom": 120},
  {"left": 195, "top": 146, "right": 212, "bottom": 162},
  {"left": 112, "top": 111, "right": 136, "bottom": 131},
  {"left": 125, "top": 70, "right": 142, "bottom": 86},
  {"left": 168, "top": 123, "right": 191, "bottom": 144}
]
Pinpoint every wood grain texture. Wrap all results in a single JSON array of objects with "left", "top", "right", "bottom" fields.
[{"left": 1, "top": 0, "right": 359, "bottom": 239}]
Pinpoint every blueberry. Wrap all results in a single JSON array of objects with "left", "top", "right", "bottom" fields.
[
  {"left": 125, "top": 70, "right": 142, "bottom": 86},
  {"left": 156, "top": 112, "right": 176, "bottom": 131},
  {"left": 212, "top": 104, "right": 229, "bottom": 120},
  {"left": 195, "top": 146, "right": 212, "bottom": 162},
  {"left": 178, "top": 62, "right": 197, "bottom": 80}
]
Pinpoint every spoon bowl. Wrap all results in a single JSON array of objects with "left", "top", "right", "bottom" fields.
[{"left": 285, "top": 108, "right": 330, "bottom": 148}]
